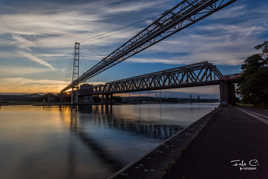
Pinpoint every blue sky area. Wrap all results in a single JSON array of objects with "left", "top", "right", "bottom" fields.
[{"left": 0, "top": 0, "right": 267, "bottom": 95}]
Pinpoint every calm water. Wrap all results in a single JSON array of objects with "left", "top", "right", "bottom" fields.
[{"left": 0, "top": 103, "right": 217, "bottom": 179}]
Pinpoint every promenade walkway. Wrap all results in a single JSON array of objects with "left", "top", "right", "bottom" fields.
[{"left": 164, "top": 106, "right": 268, "bottom": 179}]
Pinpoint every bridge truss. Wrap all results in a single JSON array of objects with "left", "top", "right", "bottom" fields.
[
  {"left": 91, "top": 62, "right": 223, "bottom": 95},
  {"left": 61, "top": 0, "right": 237, "bottom": 93}
]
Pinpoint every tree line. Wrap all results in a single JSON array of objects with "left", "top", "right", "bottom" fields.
[{"left": 238, "top": 54, "right": 268, "bottom": 107}]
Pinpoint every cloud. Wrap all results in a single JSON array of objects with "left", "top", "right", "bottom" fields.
[
  {"left": 0, "top": 77, "right": 68, "bottom": 93},
  {"left": 37, "top": 53, "right": 67, "bottom": 58},
  {"left": 210, "top": 5, "right": 246, "bottom": 20},
  {"left": 0, "top": 0, "right": 162, "bottom": 69},
  {"left": 140, "top": 11, "right": 267, "bottom": 66},
  {"left": 11, "top": 35, "right": 35, "bottom": 51},
  {"left": 199, "top": 24, "right": 265, "bottom": 37},
  {"left": 0, "top": 51, "right": 19, "bottom": 59},
  {"left": 0, "top": 66, "right": 51, "bottom": 75},
  {"left": 106, "top": 1, "right": 162, "bottom": 14},
  {"left": 18, "top": 51, "right": 55, "bottom": 70},
  {"left": 128, "top": 57, "right": 180, "bottom": 64},
  {"left": 0, "top": 11, "right": 101, "bottom": 35}
]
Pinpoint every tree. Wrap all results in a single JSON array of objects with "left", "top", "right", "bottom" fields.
[{"left": 238, "top": 54, "right": 268, "bottom": 106}]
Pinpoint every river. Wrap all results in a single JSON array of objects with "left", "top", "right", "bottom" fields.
[{"left": 0, "top": 103, "right": 217, "bottom": 179}]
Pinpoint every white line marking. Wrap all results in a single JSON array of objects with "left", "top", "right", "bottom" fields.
[
  {"left": 249, "top": 111, "right": 268, "bottom": 120},
  {"left": 237, "top": 108, "right": 268, "bottom": 126}
]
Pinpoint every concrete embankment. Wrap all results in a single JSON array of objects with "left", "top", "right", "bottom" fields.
[
  {"left": 109, "top": 107, "right": 221, "bottom": 179},
  {"left": 109, "top": 106, "right": 268, "bottom": 179}
]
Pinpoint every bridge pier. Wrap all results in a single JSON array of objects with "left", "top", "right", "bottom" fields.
[
  {"left": 77, "top": 84, "right": 94, "bottom": 105},
  {"left": 71, "top": 90, "right": 79, "bottom": 105},
  {"left": 78, "top": 95, "right": 93, "bottom": 105},
  {"left": 105, "top": 94, "right": 113, "bottom": 105},
  {"left": 99, "top": 94, "right": 113, "bottom": 105},
  {"left": 220, "top": 81, "right": 235, "bottom": 105},
  {"left": 101, "top": 95, "right": 105, "bottom": 105}
]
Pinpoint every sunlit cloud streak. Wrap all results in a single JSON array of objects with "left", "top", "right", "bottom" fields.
[{"left": 17, "top": 51, "right": 55, "bottom": 70}]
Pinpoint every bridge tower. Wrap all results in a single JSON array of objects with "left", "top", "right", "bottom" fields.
[{"left": 71, "top": 42, "right": 80, "bottom": 105}]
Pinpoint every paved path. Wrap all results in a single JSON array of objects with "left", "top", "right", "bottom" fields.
[{"left": 164, "top": 106, "right": 268, "bottom": 179}]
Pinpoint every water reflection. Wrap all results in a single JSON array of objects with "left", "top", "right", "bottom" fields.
[
  {"left": 0, "top": 104, "right": 217, "bottom": 179},
  {"left": 78, "top": 105, "right": 183, "bottom": 139},
  {"left": 68, "top": 107, "right": 124, "bottom": 171},
  {"left": 59, "top": 105, "right": 184, "bottom": 173}
]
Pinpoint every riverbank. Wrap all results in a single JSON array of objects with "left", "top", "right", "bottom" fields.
[
  {"left": 0, "top": 101, "right": 70, "bottom": 106},
  {"left": 0, "top": 94, "right": 218, "bottom": 106},
  {"left": 0, "top": 101, "right": 218, "bottom": 106},
  {"left": 109, "top": 106, "right": 220, "bottom": 179}
]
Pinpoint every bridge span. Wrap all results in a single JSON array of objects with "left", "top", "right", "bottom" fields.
[
  {"left": 61, "top": 0, "right": 237, "bottom": 93},
  {"left": 59, "top": 0, "right": 238, "bottom": 105},
  {"left": 73, "top": 62, "right": 238, "bottom": 105},
  {"left": 89, "top": 62, "right": 222, "bottom": 95}
]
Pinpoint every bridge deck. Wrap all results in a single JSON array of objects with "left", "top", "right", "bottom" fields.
[{"left": 110, "top": 106, "right": 268, "bottom": 179}]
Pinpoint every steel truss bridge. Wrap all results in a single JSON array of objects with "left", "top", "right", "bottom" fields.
[
  {"left": 61, "top": 0, "right": 237, "bottom": 93},
  {"left": 86, "top": 62, "right": 223, "bottom": 95}
]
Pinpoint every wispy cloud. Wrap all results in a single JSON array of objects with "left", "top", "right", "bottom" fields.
[
  {"left": 106, "top": 1, "right": 162, "bottom": 14},
  {"left": 18, "top": 51, "right": 55, "bottom": 70},
  {"left": 11, "top": 35, "right": 35, "bottom": 51},
  {"left": 0, "top": 11, "right": 101, "bottom": 35},
  {"left": 141, "top": 7, "right": 267, "bottom": 66},
  {"left": 210, "top": 5, "right": 246, "bottom": 20},
  {"left": 0, "top": 66, "right": 50, "bottom": 75},
  {"left": 0, "top": 77, "right": 68, "bottom": 93},
  {"left": 129, "top": 57, "right": 179, "bottom": 64}
]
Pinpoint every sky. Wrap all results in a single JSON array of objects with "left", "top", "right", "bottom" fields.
[{"left": 0, "top": 0, "right": 267, "bottom": 95}]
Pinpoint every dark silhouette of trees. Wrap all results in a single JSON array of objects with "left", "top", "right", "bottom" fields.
[{"left": 238, "top": 54, "right": 268, "bottom": 106}]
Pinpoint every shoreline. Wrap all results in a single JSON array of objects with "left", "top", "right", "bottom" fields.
[
  {"left": 0, "top": 101, "right": 218, "bottom": 106},
  {"left": 108, "top": 106, "right": 220, "bottom": 179}
]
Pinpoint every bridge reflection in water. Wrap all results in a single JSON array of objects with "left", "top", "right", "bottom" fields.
[
  {"left": 78, "top": 105, "right": 183, "bottom": 140},
  {"left": 59, "top": 105, "right": 184, "bottom": 176}
]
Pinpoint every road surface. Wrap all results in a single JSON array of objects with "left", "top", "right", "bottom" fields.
[{"left": 164, "top": 106, "right": 268, "bottom": 179}]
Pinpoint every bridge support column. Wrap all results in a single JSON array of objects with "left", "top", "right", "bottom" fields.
[
  {"left": 101, "top": 95, "right": 105, "bottom": 105},
  {"left": 220, "top": 81, "right": 235, "bottom": 105},
  {"left": 78, "top": 95, "right": 93, "bottom": 105},
  {"left": 77, "top": 84, "right": 94, "bottom": 105},
  {"left": 105, "top": 94, "right": 113, "bottom": 105},
  {"left": 71, "top": 91, "right": 79, "bottom": 105},
  {"left": 110, "top": 94, "right": 113, "bottom": 105},
  {"left": 59, "top": 94, "right": 64, "bottom": 104}
]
